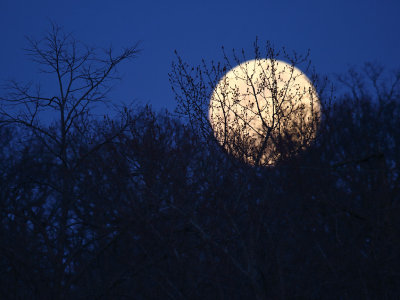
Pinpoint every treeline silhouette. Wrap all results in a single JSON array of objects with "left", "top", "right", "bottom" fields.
[{"left": 0, "top": 25, "right": 399, "bottom": 299}]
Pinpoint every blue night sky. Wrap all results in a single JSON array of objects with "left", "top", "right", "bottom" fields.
[{"left": 1, "top": 0, "right": 399, "bottom": 112}]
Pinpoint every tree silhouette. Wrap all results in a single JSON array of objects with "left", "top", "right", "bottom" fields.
[
  {"left": 1, "top": 27, "right": 399, "bottom": 299},
  {"left": 0, "top": 23, "right": 139, "bottom": 298}
]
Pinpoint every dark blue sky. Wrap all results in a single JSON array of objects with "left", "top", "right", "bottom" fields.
[{"left": 1, "top": 0, "right": 399, "bottom": 111}]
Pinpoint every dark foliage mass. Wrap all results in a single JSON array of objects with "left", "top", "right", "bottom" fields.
[{"left": 0, "top": 26, "right": 399, "bottom": 299}]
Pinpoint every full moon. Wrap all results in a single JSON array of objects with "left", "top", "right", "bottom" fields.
[{"left": 209, "top": 59, "right": 320, "bottom": 166}]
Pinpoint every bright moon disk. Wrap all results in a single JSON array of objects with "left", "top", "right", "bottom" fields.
[{"left": 209, "top": 59, "right": 320, "bottom": 166}]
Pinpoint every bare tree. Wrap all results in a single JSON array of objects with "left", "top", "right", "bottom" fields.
[
  {"left": 168, "top": 41, "right": 322, "bottom": 299},
  {"left": 0, "top": 23, "right": 139, "bottom": 299}
]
